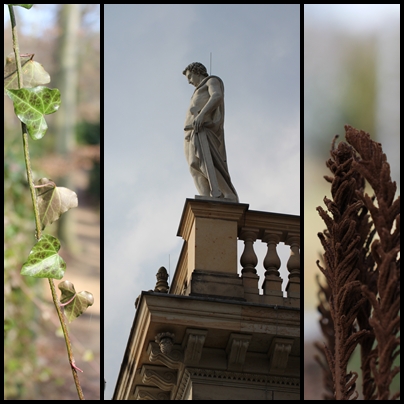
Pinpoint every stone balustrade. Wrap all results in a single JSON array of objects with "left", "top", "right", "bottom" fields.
[
  {"left": 238, "top": 209, "right": 300, "bottom": 306},
  {"left": 170, "top": 199, "right": 300, "bottom": 308}
]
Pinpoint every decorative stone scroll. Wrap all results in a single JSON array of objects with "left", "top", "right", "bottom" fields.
[
  {"left": 141, "top": 365, "right": 177, "bottom": 392},
  {"left": 148, "top": 342, "right": 183, "bottom": 370},
  {"left": 225, "top": 333, "right": 252, "bottom": 371},
  {"left": 182, "top": 329, "right": 208, "bottom": 365},
  {"left": 268, "top": 337, "right": 294, "bottom": 374}
]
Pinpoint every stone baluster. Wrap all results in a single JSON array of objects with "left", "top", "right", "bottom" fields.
[
  {"left": 262, "top": 232, "right": 284, "bottom": 304},
  {"left": 285, "top": 235, "right": 300, "bottom": 304},
  {"left": 240, "top": 229, "right": 258, "bottom": 274},
  {"left": 239, "top": 229, "right": 259, "bottom": 302}
]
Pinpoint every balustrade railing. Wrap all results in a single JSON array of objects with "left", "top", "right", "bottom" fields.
[
  {"left": 238, "top": 210, "right": 300, "bottom": 306},
  {"left": 171, "top": 200, "right": 300, "bottom": 307}
]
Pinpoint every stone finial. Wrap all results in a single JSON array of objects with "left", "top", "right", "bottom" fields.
[{"left": 154, "top": 266, "right": 169, "bottom": 293}]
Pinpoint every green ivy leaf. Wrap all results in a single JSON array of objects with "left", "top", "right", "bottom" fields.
[
  {"left": 58, "top": 281, "right": 94, "bottom": 322},
  {"left": 21, "top": 234, "right": 66, "bottom": 280},
  {"left": 36, "top": 178, "right": 78, "bottom": 230},
  {"left": 8, "top": 4, "right": 34, "bottom": 9},
  {"left": 6, "top": 86, "right": 61, "bottom": 140},
  {"left": 4, "top": 53, "right": 50, "bottom": 93}
]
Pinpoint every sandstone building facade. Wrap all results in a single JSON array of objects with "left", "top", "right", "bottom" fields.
[{"left": 113, "top": 199, "right": 300, "bottom": 400}]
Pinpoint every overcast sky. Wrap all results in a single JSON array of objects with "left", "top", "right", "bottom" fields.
[
  {"left": 305, "top": 3, "right": 400, "bottom": 33},
  {"left": 104, "top": 4, "right": 300, "bottom": 399}
]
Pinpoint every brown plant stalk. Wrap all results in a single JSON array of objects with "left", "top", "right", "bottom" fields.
[{"left": 314, "top": 126, "right": 400, "bottom": 400}]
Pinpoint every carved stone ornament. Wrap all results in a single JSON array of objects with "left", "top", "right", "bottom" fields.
[
  {"left": 134, "top": 385, "right": 170, "bottom": 400},
  {"left": 155, "top": 332, "right": 175, "bottom": 355},
  {"left": 268, "top": 337, "right": 294, "bottom": 374},
  {"left": 225, "top": 333, "right": 252, "bottom": 371},
  {"left": 141, "top": 365, "right": 177, "bottom": 392},
  {"left": 183, "top": 329, "right": 207, "bottom": 365},
  {"left": 148, "top": 342, "right": 183, "bottom": 369}
]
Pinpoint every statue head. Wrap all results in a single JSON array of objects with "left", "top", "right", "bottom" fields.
[{"left": 182, "top": 62, "right": 208, "bottom": 78}]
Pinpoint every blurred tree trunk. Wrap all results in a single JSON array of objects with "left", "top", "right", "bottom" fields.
[{"left": 54, "top": 4, "right": 80, "bottom": 252}]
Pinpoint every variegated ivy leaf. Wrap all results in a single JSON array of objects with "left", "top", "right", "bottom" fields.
[
  {"left": 21, "top": 234, "right": 66, "bottom": 280},
  {"left": 36, "top": 178, "right": 78, "bottom": 230},
  {"left": 4, "top": 53, "right": 50, "bottom": 93},
  {"left": 6, "top": 86, "right": 61, "bottom": 140},
  {"left": 58, "top": 281, "right": 94, "bottom": 322}
]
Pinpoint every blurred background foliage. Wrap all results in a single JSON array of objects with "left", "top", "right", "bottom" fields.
[
  {"left": 4, "top": 4, "right": 100, "bottom": 399},
  {"left": 304, "top": 3, "right": 400, "bottom": 325},
  {"left": 4, "top": 139, "right": 40, "bottom": 398},
  {"left": 304, "top": 4, "right": 400, "bottom": 400}
]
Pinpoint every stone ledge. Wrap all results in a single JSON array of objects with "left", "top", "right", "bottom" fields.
[{"left": 190, "top": 270, "right": 245, "bottom": 300}]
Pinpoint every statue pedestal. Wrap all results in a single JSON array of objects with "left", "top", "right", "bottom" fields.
[{"left": 176, "top": 198, "right": 248, "bottom": 298}]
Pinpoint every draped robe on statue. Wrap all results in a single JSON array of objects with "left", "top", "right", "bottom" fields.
[{"left": 184, "top": 75, "right": 239, "bottom": 202}]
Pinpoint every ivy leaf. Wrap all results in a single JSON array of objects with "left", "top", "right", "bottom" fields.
[
  {"left": 6, "top": 86, "right": 61, "bottom": 140},
  {"left": 36, "top": 178, "right": 78, "bottom": 230},
  {"left": 58, "top": 281, "right": 94, "bottom": 322},
  {"left": 4, "top": 52, "right": 50, "bottom": 93},
  {"left": 8, "top": 4, "right": 34, "bottom": 9},
  {"left": 21, "top": 234, "right": 66, "bottom": 280}
]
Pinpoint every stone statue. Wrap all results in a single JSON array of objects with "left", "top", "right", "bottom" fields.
[{"left": 183, "top": 62, "right": 239, "bottom": 203}]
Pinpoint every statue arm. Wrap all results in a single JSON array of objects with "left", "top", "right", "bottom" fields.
[
  {"left": 193, "top": 78, "right": 223, "bottom": 132},
  {"left": 199, "top": 78, "right": 223, "bottom": 118}
]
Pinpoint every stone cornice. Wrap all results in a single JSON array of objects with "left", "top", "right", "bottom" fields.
[{"left": 187, "top": 367, "right": 300, "bottom": 388}]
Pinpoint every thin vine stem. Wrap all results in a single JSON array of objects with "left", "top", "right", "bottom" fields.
[
  {"left": 22, "top": 129, "right": 42, "bottom": 239},
  {"left": 8, "top": 5, "right": 84, "bottom": 400},
  {"left": 8, "top": 5, "right": 23, "bottom": 89},
  {"left": 48, "top": 279, "right": 85, "bottom": 398}
]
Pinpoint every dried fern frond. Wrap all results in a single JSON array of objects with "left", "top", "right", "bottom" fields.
[
  {"left": 315, "top": 126, "right": 400, "bottom": 400},
  {"left": 316, "top": 133, "right": 370, "bottom": 400},
  {"left": 345, "top": 126, "right": 400, "bottom": 400}
]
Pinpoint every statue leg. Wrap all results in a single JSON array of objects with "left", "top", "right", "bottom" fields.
[
  {"left": 190, "top": 167, "right": 210, "bottom": 196},
  {"left": 185, "top": 138, "right": 211, "bottom": 196}
]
